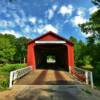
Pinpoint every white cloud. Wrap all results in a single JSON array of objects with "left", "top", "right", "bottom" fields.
[
  {"left": 77, "top": 8, "right": 85, "bottom": 16},
  {"left": 47, "top": 9, "right": 54, "bottom": 19},
  {"left": 0, "top": 30, "right": 22, "bottom": 38},
  {"left": 44, "top": 24, "right": 58, "bottom": 33},
  {"left": 64, "top": 20, "right": 69, "bottom": 23},
  {"left": 81, "top": 32, "right": 93, "bottom": 38},
  {"left": 59, "top": 5, "right": 73, "bottom": 16},
  {"left": 37, "top": 24, "right": 58, "bottom": 34},
  {"left": 23, "top": 25, "right": 32, "bottom": 33},
  {"left": 0, "top": 20, "right": 15, "bottom": 27},
  {"left": 86, "top": 30, "right": 93, "bottom": 37},
  {"left": 45, "top": 5, "right": 57, "bottom": 20},
  {"left": 13, "top": 13, "right": 21, "bottom": 24},
  {"left": 12, "top": 13, "right": 26, "bottom": 28},
  {"left": 71, "top": 16, "right": 87, "bottom": 26},
  {"left": 38, "top": 19, "right": 43, "bottom": 24},
  {"left": 89, "top": 6, "right": 98, "bottom": 14},
  {"left": 29, "top": 17, "right": 37, "bottom": 24},
  {"left": 52, "top": 5, "right": 57, "bottom": 11}
]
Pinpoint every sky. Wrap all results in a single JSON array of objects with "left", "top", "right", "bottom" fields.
[{"left": 0, "top": 0, "right": 98, "bottom": 41}]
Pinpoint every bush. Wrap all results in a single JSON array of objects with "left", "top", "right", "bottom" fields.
[
  {"left": 1, "top": 64, "right": 26, "bottom": 72},
  {"left": 0, "top": 64, "right": 4, "bottom": 67},
  {"left": 82, "top": 64, "right": 93, "bottom": 71},
  {"left": 0, "top": 63, "right": 26, "bottom": 90},
  {"left": 0, "top": 79, "right": 9, "bottom": 88},
  {"left": 94, "top": 62, "right": 100, "bottom": 80}
]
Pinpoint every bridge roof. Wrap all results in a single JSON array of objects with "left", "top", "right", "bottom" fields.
[{"left": 28, "top": 31, "right": 74, "bottom": 45}]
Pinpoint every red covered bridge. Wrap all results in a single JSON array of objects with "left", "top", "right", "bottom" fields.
[
  {"left": 27, "top": 31, "right": 74, "bottom": 71},
  {"left": 9, "top": 31, "right": 93, "bottom": 87}
]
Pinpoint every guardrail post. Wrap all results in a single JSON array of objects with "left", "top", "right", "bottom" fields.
[
  {"left": 9, "top": 72, "right": 13, "bottom": 88},
  {"left": 9, "top": 66, "right": 32, "bottom": 88},
  {"left": 85, "top": 71, "right": 89, "bottom": 84},
  {"left": 90, "top": 72, "right": 94, "bottom": 88},
  {"left": 69, "top": 66, "right": 71, "bottom": 73}
]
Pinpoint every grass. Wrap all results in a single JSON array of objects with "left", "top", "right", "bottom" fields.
[
  {"left": 0, "top": 64, "right": 26, "bottom": 91},
  {"left": 94, "top": 80, "right": 100, "bottom": 90},
  {"left": 82, "top": 88, "right": 92, "bottom": 95}
]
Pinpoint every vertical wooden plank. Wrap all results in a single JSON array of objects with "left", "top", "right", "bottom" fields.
[
  {"left": 66, "top": 43, "right": 74, "bottom": 72},
  {"left": 27, "top": 43, "right": 36, "bottom": 69}
]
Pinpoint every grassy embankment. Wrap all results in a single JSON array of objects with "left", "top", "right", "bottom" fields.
[{"left": 0, "top": 64, "right": 26, "bottom": 91}]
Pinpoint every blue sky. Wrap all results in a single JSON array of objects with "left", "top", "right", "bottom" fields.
[{"left": 0, "top": 0, "right": 98, "bottom": 41}]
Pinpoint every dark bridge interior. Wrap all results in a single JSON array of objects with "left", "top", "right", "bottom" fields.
[{"left": 35, "top": 44, "right": 68, "bottom": 71}]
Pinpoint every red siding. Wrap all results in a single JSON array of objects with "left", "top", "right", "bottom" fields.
[
  {"left": 27, "top": 43, "right": 36, "bottom": 69},
  {"left": 67, "top": 43, "right": 74, "bottom": 67},
  {"left": 39, "top": 34, "right": 63, "bottom": 41}
]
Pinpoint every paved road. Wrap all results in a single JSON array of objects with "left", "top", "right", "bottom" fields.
[
  {"left": 0, "top": 85, "right": 100, "bottom": 100},
  {"left": 15, "top": 70, "right": 80, "bottom": 85}
]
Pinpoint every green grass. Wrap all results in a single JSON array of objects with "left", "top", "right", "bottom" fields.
[
  {"left": 94, "top": 80, "right": 100, "bottom": 90},
  {"left": 81, "top": 88, "right": 92, "bottom": 95},
  {"left": 0, "top": 64, "right": 26, "bottom": 91}
]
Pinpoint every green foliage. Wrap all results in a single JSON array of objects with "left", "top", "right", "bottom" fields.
[
  {"left": 0, "top": 36, "right": 16, "bottom": 63},
  {"left": 14, "top": 37, "right": 30, "bottom": 63},
  {"left": 82, "top": 65, "right": 93, "bottom": 70},
  {"left": 0, "top": 64, "right": 26, "bottom": 73},
  {"left": 0, "top": 80, "right": 9, "bottom": 88},
  {"left": 69, "top": 36, "right": 77, "bottom": 44},
  {"left": 0, "top": 64, "right": 26, "bottom": 90},
  {"left": 79, "top": 0, "right": 100, "bottom": 40},
  {"left": 83, "top": 56, "right": 92, "bottom": 65},
  {"left": 0, "top": 33, "right": 30, "bottom": 63},
  {"left": 92, "top": 0, "right": 100, "bottom": 7},
  {"left": 71, "top": 6, "right": 100, "bottom": 79},
  {"left": 94, "top": 62, "right": 100, "bottom": 79},
  {"left": 70, "top": 35, "right": 99, "bottom": 86}
]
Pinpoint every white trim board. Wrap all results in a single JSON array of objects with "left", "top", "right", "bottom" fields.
[{"left": 35, "top": 41, "right": 66, "bottom": 44}]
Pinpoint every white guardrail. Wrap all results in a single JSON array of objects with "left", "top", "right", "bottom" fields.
[
  {"left": 9, "top": 66, "right": 32, "bottom": 88},
  {"left": 70, "top": 67, "right": 94, "bottom": 88}
]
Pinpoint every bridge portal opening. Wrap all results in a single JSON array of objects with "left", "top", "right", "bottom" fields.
[{"left": 35, "top": 44, "right": 68, "bottom": 71}]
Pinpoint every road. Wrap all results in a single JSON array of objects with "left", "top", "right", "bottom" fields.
[{"left": 0, "top": 70, "right": 100, "bottom": 100}]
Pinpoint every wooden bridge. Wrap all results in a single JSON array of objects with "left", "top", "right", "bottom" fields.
[
  {"left": 14, "top": 69, "right": 80, "bottom": 85},
  {"left": 9, "top": 67, "right": 93, "bottom": 88}
]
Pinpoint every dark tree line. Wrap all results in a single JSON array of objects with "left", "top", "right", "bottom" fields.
[
  {"left": 79, "top": 0, "right": 100, "bottom": 82},
  {"left": 69, "top": 36, "right": 100, "bottom": 84}
]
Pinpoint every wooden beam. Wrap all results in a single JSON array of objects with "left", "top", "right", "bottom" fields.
[{"left": 35, "top": 41, "right": 66, "bottom": 44}]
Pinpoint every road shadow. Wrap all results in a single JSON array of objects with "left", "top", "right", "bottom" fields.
[
  {"left": 32, "top": 70, "right": 47, "bottom": 85},
  {"left": 15, "top": 85, "right": 79, "bottom": 100}
]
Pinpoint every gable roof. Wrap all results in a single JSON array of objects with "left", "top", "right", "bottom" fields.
[{"left": 28, "top": 31, "right": 74, "bottom": 45}]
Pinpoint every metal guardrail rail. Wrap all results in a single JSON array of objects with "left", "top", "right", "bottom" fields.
[
  {"left": 9, "top": 66, "right": 32, "bottom": 88},
  {"left": 70, "top": 67, "right": 94, "bottom": 88}
]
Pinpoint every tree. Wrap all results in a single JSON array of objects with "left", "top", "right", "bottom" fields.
[
  {"left": 79, "top": 0, "right": 100, "bottom": 40},
  {"left": 92, "top": 0, "right": 100, "bottom": 7},
  {"left": 69, "top": 36, "right": 77, "bottom": 44},
  {"left": 14, "top": 37, "right": 30, "bottom": 63},
  {"left": 69, "top": 37, "right": 86, "bottom": 66},
  {"left": 0, "top": 33, "right": 31, "bottom": 63},
  {"left": 0, "top": 36, "right": 16, "bottom": 63}
]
